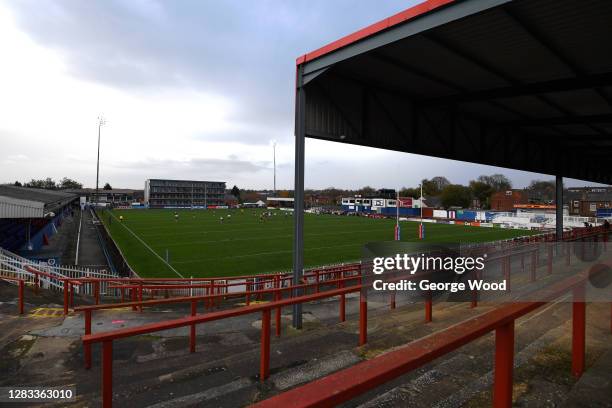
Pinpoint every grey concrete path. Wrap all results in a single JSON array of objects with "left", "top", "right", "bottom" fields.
[{"left": 76, "top": 209, "right": 109, "bottom": 268}]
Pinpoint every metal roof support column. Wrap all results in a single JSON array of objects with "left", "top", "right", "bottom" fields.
[
  {"left": 556, "top": 175, "right": 563, "bottom": 240},
  {"left": 292, "top": 68, "right": 306, "bottom": 329}
]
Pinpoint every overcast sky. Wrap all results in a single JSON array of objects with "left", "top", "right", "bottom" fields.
[{"left": 0, "top": 1, "right": 604, "bottom": 191}]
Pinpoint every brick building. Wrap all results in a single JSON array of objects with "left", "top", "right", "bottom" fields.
[{"left": 490, "top": 190, "right": 528, "bottom": 211}]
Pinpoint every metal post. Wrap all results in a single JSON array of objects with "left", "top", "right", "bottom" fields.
[
  {"left": 274, "top": 276, "right": 281, "bottom": 337},
  {"left": 102, "top": 340, "right": 113, "bottom": 408},
  {"left": 292, "top": 69, "right": 306, "bottom": 329},
  {"left": 131, "top": 288, "right": 137, "bottom": 311},
  {"left": 493, "top": 320, "right": 515, "bottom": 408},
  {"left": 63, "top": 280, "right": 69, "bottom": 315},
  {"left": 85, "top": 310, "right": 92, "bottom": 369},
  {"left": 260, "top": 309, "right": 271, "bottom": 381},
  {"left": 556, "top": 175, "right": 563, "bottom": 240},
  {"left": 138, "top": 284, "right": 143, "bottom": 312},
  {"left": 547, "top": 245, "right": 553, "bottom": 275},
  {"left": 94, "top": 281, "right": 100, "bottom": 305},
  {"left": 190, "top": 300, "right": 197, "bottom": 353},
  {"left": 69, "top": 282, "right": 74, "bottom": 308},
  {"left": 425, "top": 290, "right": 433, "bottom": 322},
  {"left": 359, "top": 290, "right": 367, "bottom": 346},
  {"left": 572, "top": 284, "right": 586, "bottom": 378},
  {"left": 95, "top": 116, "right": 105, "bottom": 204},
  {"left": 18, "top": 280, "right": 24, "bottom": 315}
]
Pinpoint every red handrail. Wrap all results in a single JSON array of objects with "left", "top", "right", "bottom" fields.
[
  {"left": 82, "top": 284, "right": 366, "bottom": 408},
  {"left": 0, "top": 275, "right": 25, "bottom": 314},
  {"left": 79, "top": 227, "right": 609, "bottom": 407},
  {"left": 24, "top": 265, "right": 83, "bottom": 314},
  {"left": 76, "top": 272, "right": 362, "bottom": 370},
  {"left": 252, "top": 263, "right": 607, "bottom": 408}
]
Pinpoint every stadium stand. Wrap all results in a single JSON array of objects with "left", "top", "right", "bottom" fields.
[{"left": 0, "top": 185, "right": 77, "bottom": 252}]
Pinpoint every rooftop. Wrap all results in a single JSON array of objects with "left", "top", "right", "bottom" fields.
[
  {"left": 296, "top": 0, "right": 612, "bottom": 184},
  {"left": 0, "top": 185, "right": 76, "bottom": 205}
]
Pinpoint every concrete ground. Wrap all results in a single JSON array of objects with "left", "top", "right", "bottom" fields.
[
  {"left": 0, "top": 256, "right": 611, "bottom": 407},
  {"left": 75, "top": 209, "right": 108, "bottom": 268}
]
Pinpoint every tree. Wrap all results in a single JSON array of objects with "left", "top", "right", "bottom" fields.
[
  {"left": 58, "top": 177, "right": 83, "bottom": 190},
  {"left": 13, "top": 181, "right": 22, "bottom": 187},
  {"left": 400, "top": 187, "right": 420, "bottom": 197},
  {"left": 526, "top": 179, "right": 556, "bottom": 203},
  {"left": 469, "top": 180, "right": 493, "bottom": 209},
  {"left": 357, "top": 186, "right": 376, "bottom": 196},
  {"left": 477, "top": 174, "right": 512, "bottom": 192},
  {"left": 431, "top": 176, "right": 451, "bottom": 192},
  {"left": 440, "top": 184, "right": 472, "bottom": 209},
  {"left": 231, "top": 185, "right": 241, "bottom": 201},
  {"left": 419, "top": 177, "right": 450, "bottom": 196},
  {"left": 25, "top": 178, "right": 56, "bottom": 189},
  {"left": 103, "top": 183, "right": 112, "bottom": 190}
]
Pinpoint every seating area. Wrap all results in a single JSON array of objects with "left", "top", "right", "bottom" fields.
[{"left": 0, "top": 219, "right": 29, "bottom": 251}]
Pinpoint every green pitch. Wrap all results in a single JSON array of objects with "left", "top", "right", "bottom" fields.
[{"left": 99, "top": 208, "right": 536, "bottom": 278}]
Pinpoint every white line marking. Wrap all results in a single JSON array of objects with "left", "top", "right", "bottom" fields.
[
  {"left": 107, "top": 211, "right": 184, "bottom": 278},
  {"left": 75, "top": 209, "right": 83, "bottom": 265}
]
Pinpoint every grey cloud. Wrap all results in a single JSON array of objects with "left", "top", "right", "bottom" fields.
[
  {"left": 112, "top": 157, "right": 269, "bottom": 174},
  {"left": 5, "top": 2, "right": 609, "bottom": 190},
  {"left": 192, "top": 124, "right": 292, "bottom": 145},
  {"left": 6, "top": 0, "right": 416, "bottom": 145}
]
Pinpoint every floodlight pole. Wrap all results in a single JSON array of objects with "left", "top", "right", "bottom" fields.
[
  {"left": 273, "top": 142, "right": 277, "bottom": 195},
  {"left": 292, "top": 68, "right": 306, "bottom": 329},
  {"left": 95, "top": 116, "right": 105, "bottom": 204}
]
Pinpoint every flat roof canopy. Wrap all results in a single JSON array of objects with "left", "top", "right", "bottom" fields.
[
  {"left": 296, "top": 0, "right": 612, "bottom": 184},
  {"left": 0, "top": 185, "right": 77, "bottom": 218}
]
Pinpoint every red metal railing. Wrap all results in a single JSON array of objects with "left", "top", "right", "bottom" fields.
[
  {"left": 76, "top": 271, "right": 362, "bottom": 369},
  {"left": 12, "top": 228, "right": 605, "bottom": 316},
  {"left": 0, "top": 275, "right": 25, "bottom": 314},
  {"left": 252, "top": 263, "right": 610, "bottom": 408},
  {"left": 80, "top": 227, "right": 609, "bottom": 407},
  {"left": 82, "top": 284, "right": 366, "bottom": 408},
  {"left": 75, "top": 242, "right": 548, "bottom": 372},
  {"left": 77, "top": 227, "right": 608, "bottom": 370},
  {"left": 24, "top": 266, "right": 83, "bottom": 315}
]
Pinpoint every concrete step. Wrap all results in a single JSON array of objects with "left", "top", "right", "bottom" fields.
[
  {"left": 562, "top": 349, "right": 612, "bottom": 408},
  {"left": 352, "top": 301, "right": 575, "bottom": 408}
]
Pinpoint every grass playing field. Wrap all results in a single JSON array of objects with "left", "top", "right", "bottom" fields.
[{"left": 99, "top": 208, "right": 537, "bottom": 278}]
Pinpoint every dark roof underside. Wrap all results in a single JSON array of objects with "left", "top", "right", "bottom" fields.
[{"left": 299, "top": 0, "right": 612, "bottom": 184}]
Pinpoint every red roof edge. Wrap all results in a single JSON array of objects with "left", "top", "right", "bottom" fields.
[{"left": 296, "top": 0, "right": 455, "bottom": 66}]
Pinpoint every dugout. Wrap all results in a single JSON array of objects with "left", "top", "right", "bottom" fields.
[{"left": 291, "top": 0, "right": 612, "bottom": 327}]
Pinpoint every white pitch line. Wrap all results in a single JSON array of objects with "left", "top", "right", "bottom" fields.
[
  {"left": 107, "top": 211, "right": 184, "bottom": 278},
  {"left": 75, "top": 209, "right": 83, "bottom": 265}
]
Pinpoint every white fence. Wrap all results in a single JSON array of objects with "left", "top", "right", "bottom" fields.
[{"left": 0, "top": 247, "right": 120, "bottom": 296}]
